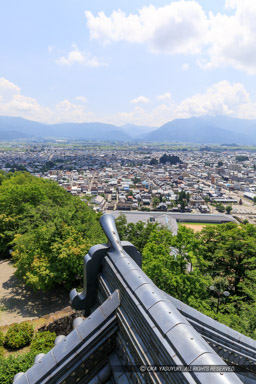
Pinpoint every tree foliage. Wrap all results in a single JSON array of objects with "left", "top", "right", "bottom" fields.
[
  {"left": 149, "top": 158, "right": 158, "bottom": 165},
  {"left": 115, "top": 217, "right": 256, "bottom": 339},
  {"left": 142, "top": 227, "right": 211, "bottom": 312},
  {"left": 159, "top": 154, "right": 182, "bottom": 165},
  {"left": 0, "top": 329, "right": 56, "bottom": 384},
  {"left": 30, "top": 331, "right": 56, "bottom": 353},
  {"left": 4, "top": 323, "right": 34, "bottom": 349},
  {"left": 0, "top": 172, "right": 105, "bottom": 291},
  {"left": 236, "top": 155, "right": 249, "bottom": 162},
  {"left": 115, "top": 214, "right": 158, "bottom": 253}
]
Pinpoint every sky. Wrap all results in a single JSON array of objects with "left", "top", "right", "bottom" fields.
[{"left": 1, "top": 0, "right": 256, "bottom": 127}]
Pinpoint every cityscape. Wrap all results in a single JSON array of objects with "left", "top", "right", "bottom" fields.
[{"left": 1, "top": 142, "right": 256, "bottom": 224}]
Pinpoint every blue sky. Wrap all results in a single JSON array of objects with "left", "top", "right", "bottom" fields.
[{"left": 0, "top": 0, "right": 256, "bottom": 126}]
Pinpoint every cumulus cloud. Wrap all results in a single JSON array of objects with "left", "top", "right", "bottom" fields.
[
  {"left": 130, "top": 95, "right": 151, "bottom": 104},
  {"left": 2, "top": 77, "right": 256, "bottom": 126},
  {"left": 85, "top": 1, "right": 209, "bottom": 54},
  {"left": 75, "top": 96, "right": 88, "bottom": 103},
  {"left": 0, "top": 77, "right": 50, "bottom": 119},
  {"left": 56, "top": 45, "right": 105, "bottom": 67},
  {"left": 176, "top": 81, "right": 250, "bottom": 117},
  {"left": 85, "top": 1, "right": 256, "bottom": 74},
  {"left": 0, "top": 78, "right": 21, "bottom": 101},
  {"left": 104, "top": 104, "right": 175, "bottom": 127},
  {"left": 157, "top": 92, "right": 172, "bottom": 102},
  {"left": 106, "top": 81, "right": 255, "bottom": 126},
  {"left": 198, "top": 0, "right": 256, "bottom": 74},
  {"left": 0, "top": 77, "right": 94, "bottom": 123}
]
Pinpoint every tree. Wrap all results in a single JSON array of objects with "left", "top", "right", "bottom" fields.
[
  {"left": 225, "top": 205, "right": 232, "bottom": 214},
  {"left": 176, "top": 191, "right": 190, "bottom": 211},
  {"left": 217, "top": 161, "right": 223, "bottom": 167},
  {"left": 152, "top": 197, "right": 160, "bottom": 209},
  {"left": 150, "top": 158, "right": 158, "bottom": 165},
  {"left": 0, "top": 172, "right": 105, "bottom": 290},
  {"left": 196, "top": 223, "right": 256, "bottom": 310},
  {"left": 116, "top": 215, "right": 159, "bottom": 253},
  {"left": 159, "top": 154, "right": 182, "bottom": 165},
  {"left": 236, "top": 155, "right": 249, "bottom": 162},
  {"left": 142, "top": 229, "right": 211, "bottom": 311},
  {"left": 215, "top": 203, "right": 225, "bottom": 212}
]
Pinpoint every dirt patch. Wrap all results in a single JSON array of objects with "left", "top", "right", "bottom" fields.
[
  {"left": 0, "top": 260, "right": 70, "bottom": 326},
  {"left": 181, "top": 224, "right": 206, "bottom": 232}
]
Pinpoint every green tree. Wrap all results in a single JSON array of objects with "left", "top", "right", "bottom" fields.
[
  {"left": 197, "top": 223, "right": 256, "bottom": 310},
  {"left": 150, "top": 158, "right": 158, "bottom": 165},
  {"left": 142, "top": 229, "right": 211, "bottom": 311},
  {"left": 152, "top": 197, "right": 160, "bottom": 209},
  {"left": 0, "top": 172, "right": 104, "bottom": 290},
  {"left": 159, "top": 154, "right": 182, "bottom": 165},
  {"left": 225, "top": 205, "right": 232, "bottom": 214},
  {"left": 215, "top": 203, "right": 225, "bottom": 212},
  {"left": 236, "top": 155, "right": 249, "bottom": 162}
]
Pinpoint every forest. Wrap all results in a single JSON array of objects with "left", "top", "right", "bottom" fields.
[{"left": 0, "top": 171, "right": 255, "bottom": 339}]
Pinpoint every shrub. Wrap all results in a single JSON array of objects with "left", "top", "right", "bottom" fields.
[
  {"left": 30, "top": 331, "right": 56, "bottom": 353},
  {"left": 4, "top": 323, "right": 34, "bottom": 349},
  {"left": 0, "top": 346, "right": 4, "bottom": 357},
  {"left": 0, "top": 331, "right": 4, "bottom": 346},
  {"left": 0, "top": 352, "right": 36, "bottom": 384}
]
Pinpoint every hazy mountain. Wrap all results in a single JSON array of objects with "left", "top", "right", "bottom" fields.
[
  {"left": 51, "top": 122, "right": 132, "bottom": 141},
  {"left": 193, "top": 116, "right": 256, "bottom": 139},
  {"left": 143, "top": 117, "right": 254, "bottom": 144},
  {"left": 0, "top": 117, "right": 131, "bottom": 141},
  {"left": 121, "top": 124, "right": 156, "bottom": 138},
  {"left": 1, "top": 115, "right": 256, "bottom": 144},
  {"left": 0, "top": 130, "right": 30, "bottom": 140},
  {"left": 0, "top": 116, "right": 52, "bottom": 137}
]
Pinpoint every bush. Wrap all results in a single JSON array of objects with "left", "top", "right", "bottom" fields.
[
  {"left": 0, "top": 331, "right": 56, "bottom": 384},
  {"left": 0, "top": 352, "right": 36, "bottom": 384},
  {"left": 30, "top": 331, "right": 56, "bottom": 353},
  {"left": 0, "top": 331, "right": 4, "bottom": 346},
  {"left": 4, "top": 323, "right": 34, "bottom": 349},
  {"left": 0, "top": 346, "right": 4, "bottom": 357}
]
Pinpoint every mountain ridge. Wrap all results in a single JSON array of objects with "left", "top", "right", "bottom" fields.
[{"left": 0, "top": 115, "right": 256, "bottom": 144}]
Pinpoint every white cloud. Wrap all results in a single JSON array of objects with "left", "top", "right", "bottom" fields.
[
  {"left": 102, "top": 104, "right": 175, "bottom": 127},
  {"left": 85, "top": 2, "right": 209, "bottom": 54},
  {"left": 130, "top": 95, "right": 151, "bottom": 104},
  {"left": 56, "top": 45, "right": 105, "bottom": 67},
  {"left": 176, "top": 81, "right": 250, "bottom": 118},
  {"left": 0, "top": 78, "right": 21, "bottom": 101},
  {"left": 75, "top": 96, "right": 88, "bottom": 103},
  {"left": 85, "top": 1, "right": 256, "bottom": 74},
  {"left": 0, "top": 78, "right": 94, "bottom": 124},
  {"left": 54, "top": 100, "right": 94, "bottom": 122},
  {"left": 1, "top": 77, "right": 256, "bottom": 127},
  {"left": 106, "top": 81, "right": 254, "bottom": 126},
  {"left": 157, "top": 92, "right": 172, "bottom": 102},
  {"left": 199, "top": 0, "right": 256, "bottom": 74},
  {"left": 182, "top": 63, "right": 190, "bottom": 71}
]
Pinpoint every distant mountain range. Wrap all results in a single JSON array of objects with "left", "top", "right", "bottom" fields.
[
  {"left": 0, "top": 115, "right": 256, "bottom": 144},
  {"left": 143, "top": 116, "right": 256, "bottom": 144}
]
